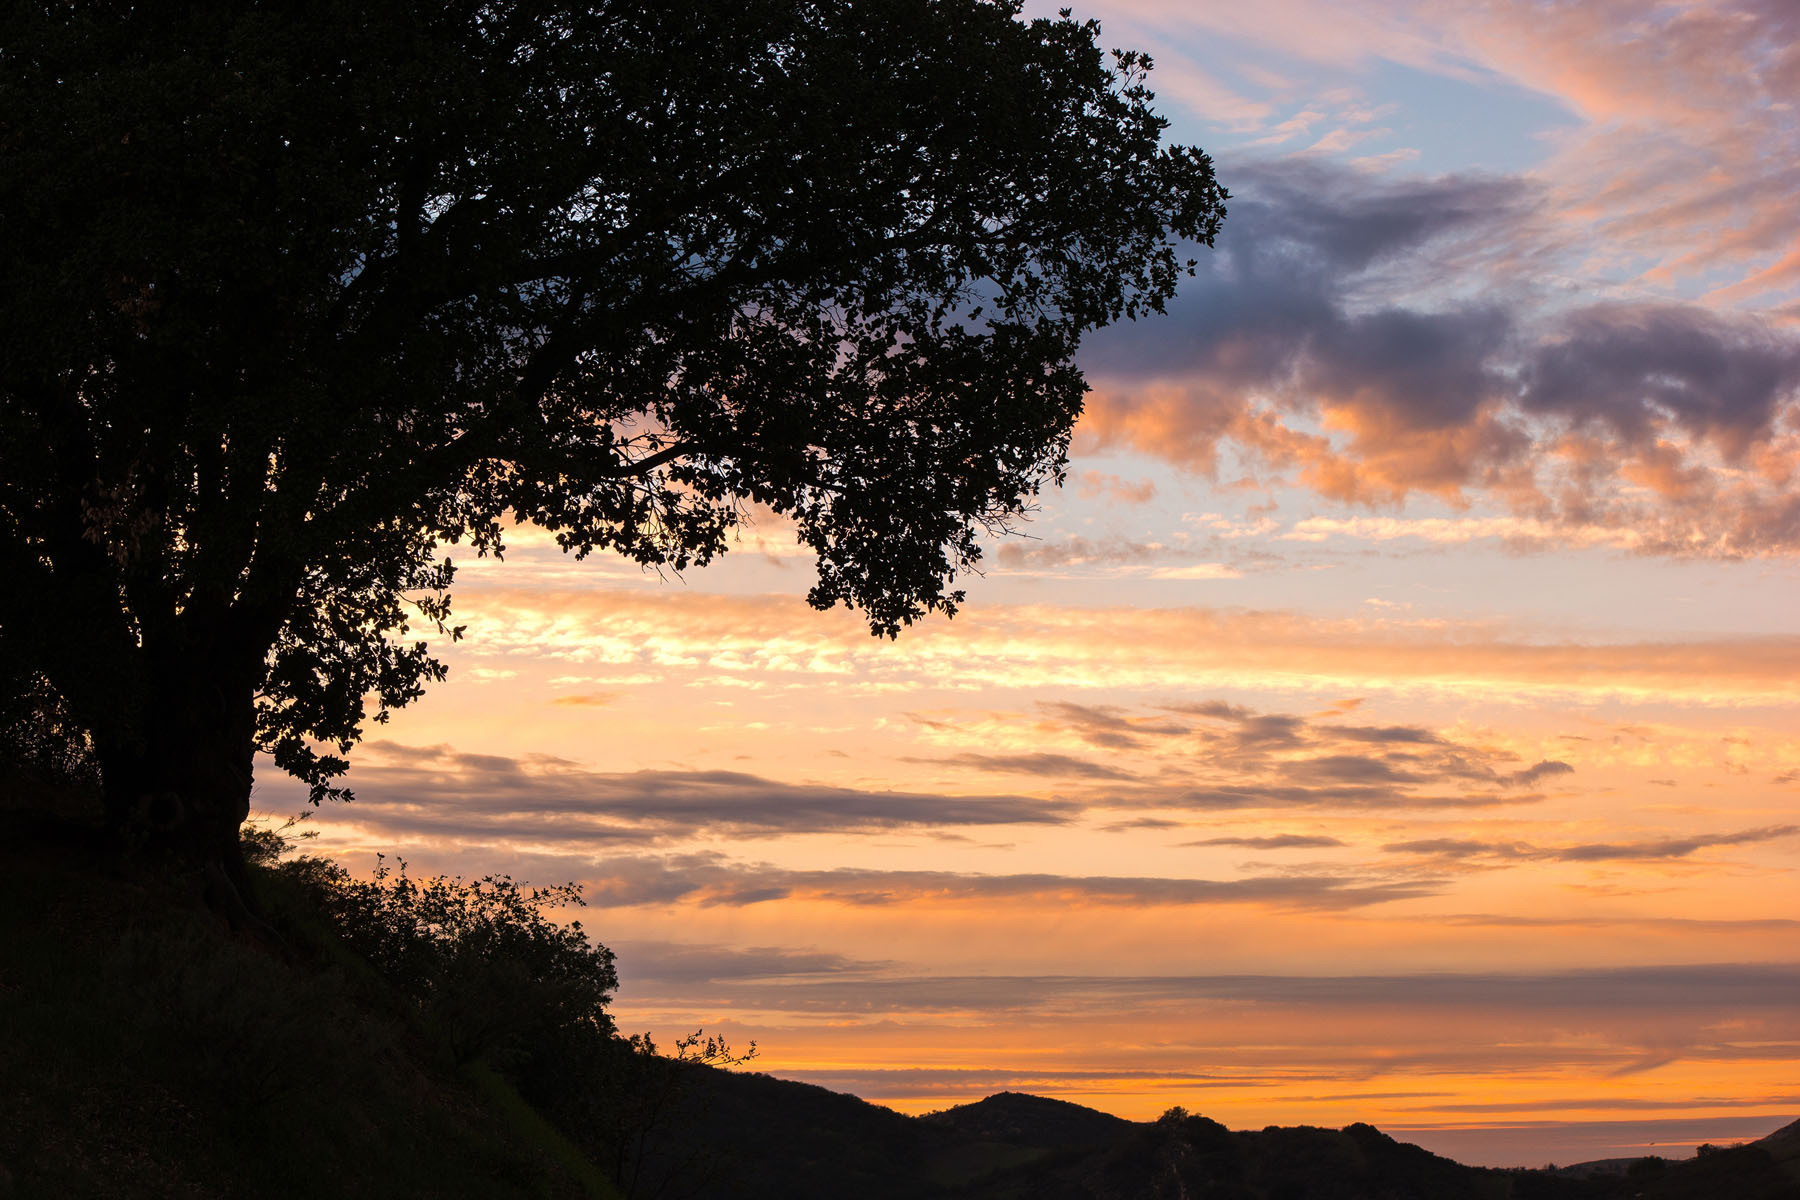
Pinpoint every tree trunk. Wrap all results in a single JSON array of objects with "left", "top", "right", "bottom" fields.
[{"left": 95, "top": 649, "right": 262, "bottom": 914}]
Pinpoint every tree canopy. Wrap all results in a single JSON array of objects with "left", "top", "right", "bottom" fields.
[{"left": 0, "top": 0, "right": 1224, "bottom": 870}]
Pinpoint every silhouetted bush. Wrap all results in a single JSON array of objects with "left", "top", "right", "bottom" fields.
[
  {"left": 270, "top": 851, "right": 617, "bottom": 1067},
  {"left": 249, "top": 828, "right": 764, "bottom": 1198}
]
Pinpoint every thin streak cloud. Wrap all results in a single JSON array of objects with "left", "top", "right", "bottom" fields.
[
  {"left": 1384, "top": 824, "right": 1800, "bottom": 863},
  {"left": 578, "top": 854, "right": 1441, "bottom": 911}
]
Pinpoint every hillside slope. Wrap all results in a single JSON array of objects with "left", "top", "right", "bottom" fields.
[
  {"left": 0, "top": 806, "right": 611, "bottom": 1199},
  {"left": 4, "top": 800, "right": 1794, "bottom": 1200}
]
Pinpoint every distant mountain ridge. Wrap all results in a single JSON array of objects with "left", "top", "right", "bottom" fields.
[
  {"left": 636, "top": 1067, "right": 1800, "bottom": 1199},
  {"left": 920, "top": 1090, "right": 1136, "bottom": 1149}
]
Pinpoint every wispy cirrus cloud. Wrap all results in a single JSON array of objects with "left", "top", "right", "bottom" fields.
[
  {"left": 1099, "top": 0, "right": 1799, "bottom": 300},
  {"left": 892, "top": 696, "right": 1578, "bottom": 814},
  {"left": 993, "top": 534, "right": 1240, "bottom": 577},
  {"left": 1182, "top": 834, "right": 1348, "bottom": 849},
  {"left": 577, "top": 852, "right": 1439, "bottom": 911},
  {"left": 294, "top": 740, "right": 1075, "bottom": 842},
  {"left": 615, "top": 958, "right": 1800, "bottom": 1014},
  {"left": 1384, "top": 824, "right": 1800, "bottom": 864},
  {"left": 900, "top": 751, "right": 1139, "bottom": 781},
  {"left": 608, "top": 940, "right": 892, "bottom": 986},
  {"left": 1281, "top": 515, "right": 1651, "bottom": 549},
  {"left": 1036, "top": 701, "right": 1191, "bottom": 750},
  {"left": 439, "top": 585, "right": 1800, "bottom": 706}
]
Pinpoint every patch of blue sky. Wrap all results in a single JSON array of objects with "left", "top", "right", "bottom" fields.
[
  {"left": 1134, "top": 33, "right": 1579, "bottom": 179},
  {"left": 1346, "top": 58, "right": 1578, "bottom": 175}
]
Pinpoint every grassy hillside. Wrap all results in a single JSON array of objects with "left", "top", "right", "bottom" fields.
[{"left": 0, "top": 804, "right": 610, "bottom": 1199}]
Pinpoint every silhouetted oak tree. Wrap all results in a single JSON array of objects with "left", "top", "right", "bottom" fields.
[{"left": 0, "top": 0, "right": 1224, "bottom": 887}]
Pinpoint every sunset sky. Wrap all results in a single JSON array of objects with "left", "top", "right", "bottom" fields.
[{"left": 258, "top": 0, "right": 1800, "bottom": 1168}]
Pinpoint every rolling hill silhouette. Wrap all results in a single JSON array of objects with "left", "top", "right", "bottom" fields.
[{"left": 628, "top": 1066, "right": 1800, "bottom": 1199}]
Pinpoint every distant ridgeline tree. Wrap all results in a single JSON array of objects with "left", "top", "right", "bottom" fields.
[{"left": 0, "top": 0, "right": 1225, "bottom": 892}]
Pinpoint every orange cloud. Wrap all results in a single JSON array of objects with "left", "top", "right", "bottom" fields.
[
  {"left": 1073, "top": 469, "right": 1158, "bottom": 504},
  {"left": 550, "top": 691, "right": 617, "bottom": 707}
]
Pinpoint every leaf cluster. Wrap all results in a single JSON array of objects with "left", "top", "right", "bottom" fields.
[{"left": 0, "top": 666, "right": 100, "bottom": 797}]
